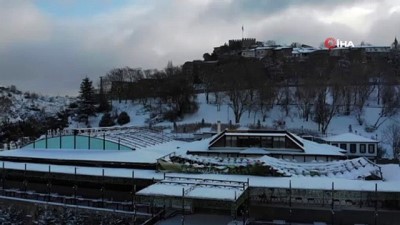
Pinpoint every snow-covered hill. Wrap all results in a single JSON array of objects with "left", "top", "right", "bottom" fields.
[
  {"left": 0, "top": 86, "right": 73, "bottom": 123},
  {"left": 74, "top": 91, "right": 398, "bottom": 158}
]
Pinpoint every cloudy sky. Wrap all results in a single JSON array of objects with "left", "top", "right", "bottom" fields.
[{"left": 1, "top": 0, "right": 399, "bottom": 95}]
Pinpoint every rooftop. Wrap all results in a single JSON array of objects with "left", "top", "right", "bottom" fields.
[
  {"left": 137, "top": 175, "right": 248, "bottom": 202},
  {"left": 323, "top": 133, "right": 378, "bottom": 143}
]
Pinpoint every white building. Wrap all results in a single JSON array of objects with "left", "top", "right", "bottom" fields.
[
  {"left": 322, "top": 133, "right": 378, "bottom": 160},
  {"left": 291, "top": 47, "right": 317, "bottom": 59}
]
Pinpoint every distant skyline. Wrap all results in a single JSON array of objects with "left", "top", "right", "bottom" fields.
[{"left": 1, "top": 0, "right": 399, "bottom": 95}]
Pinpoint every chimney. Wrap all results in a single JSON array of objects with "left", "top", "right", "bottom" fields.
[{"left": 217, "top": 121, "right": 221, "bottom": 134}]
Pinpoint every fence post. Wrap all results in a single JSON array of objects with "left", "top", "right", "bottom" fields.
[
  {"left": 73, "top": 131, "right": 77, "bottom": 149},
  {"left": 331, "top": 182, "right": 335, "bottom": 225},
  {"left": 375, "top": 183, "right": 378, "bottom": 225},
  {"left": 59, "top": 132, "right": 62, "bottom": 148},
  {"left": 102, "top": 169, "right": 105, "bottom": 207},
  {"left": 103, "top": 133, "right": 106, "bottom": 150},
  {"left": 181, "top": 188, "right": 185, "bottom": 225},
  {"left": 74, "top": 167, "right": 77, "bottom": 205},
  {"left": 23, "top": 163, "right": 28, "bottom": 195},
  {"left": 88, "top": 135, "right": 91, "bottom": 150},
  {"left": 45, "top": 133, "right": 48, "bottom": 149},
  {"left": 2, "top": 162, "right": 5, "bottom": 192}
]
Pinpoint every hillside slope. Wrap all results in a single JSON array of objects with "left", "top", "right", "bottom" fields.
[
  {"left": 0, "top": 86, "right": 72, "bottom": 123},
  {"left": 75, "top": 91, "right": 397, "bottom": 158}
]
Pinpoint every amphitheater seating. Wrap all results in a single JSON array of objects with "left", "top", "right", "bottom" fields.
[{"left": 83, "top": 127, "right": 174, "bottom": 150}]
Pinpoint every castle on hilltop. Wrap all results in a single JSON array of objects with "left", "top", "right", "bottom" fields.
[{"left": 228, "top": 38, "right": 257, "bottom": 49}]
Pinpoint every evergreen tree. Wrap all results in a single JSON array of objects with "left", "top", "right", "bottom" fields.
[{"left": 77, "top": 77, "right": 97, "bottom": 126}]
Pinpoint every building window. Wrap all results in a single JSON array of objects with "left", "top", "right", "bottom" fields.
[
  {"left": 368, "top": 144, "right": 375, "bottom": 154},
  {"left": 225, "top": 136, "right": 231, "bottom": 147},
  {"left": 360, "top": 144, "right": 366, "bottom": 153},
  {"left": 231, "top": 136, "right": 237, "bottom": 147},
  {"left": 237, "top": 136, "right": 248, "bottom": 147},
  {"left": 339, "top": 143, "right": 347, "bottom": 150},
  {"left": 248, "top": 137, "right": 261, "bottom": 147},
  {"left": 350, "top": 144, "right": 356, "bottom": 153},
  {"left": 332, "top": 143, "right": 338, "bottom": 147},
  {"left": 261, "top": 136, "right": 273, "bottom": 148},
  {"left": 273, "top": 137, "right": 285, "bottom": 148}
]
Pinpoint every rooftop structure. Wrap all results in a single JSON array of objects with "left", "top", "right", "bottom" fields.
[
  {"left": 322, "top": 133, "right": 378, "bottom": 160},
  {"left": 157, "top": 153, "right": 382, "bottom": 180},
  {"left": 188, "top": 130, "right": 345, "bottom": 162},
  {"left": 138, "top": 175, "right": 249, "bottom": 202},
  {"left": 23, "top": 126, "right": 173, "bottom": 151}
]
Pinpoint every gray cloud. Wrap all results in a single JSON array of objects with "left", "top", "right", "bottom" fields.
[{"left": 0, "top": 0, "right": 398, "bottom": 95}]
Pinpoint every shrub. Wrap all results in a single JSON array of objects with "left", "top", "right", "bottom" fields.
[
  {"left": 117, "top": 111, "right": 130, "bottom": 125},
  {"left": 99, "top": 113, "right": 115, "bottom": 127},
  {"left": 69, "top": 102, "right": 78, "bottom": 109}
]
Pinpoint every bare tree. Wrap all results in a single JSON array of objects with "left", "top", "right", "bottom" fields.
[
  {"left": 382, "top": 123, "right": 400, "bottom": 159},
  {"left": 354, "top": 84, "right": 374, "bottom": 125},
  {"left": 313, "top": 83, "right": 343, "bottom": 134},
  {"left": 256, "top": 83, "right": 277, "bottom": 122},
  {"left": 221, "top": 62, "right": 251, "bottom": 123},
  {"left": 227, "top": 89, "right": 251, "bottom": 123},
  {"left": 373, "top": 85, "right": 400, "bottom": 129},
  {"left": 295, "top": 79, "right": 317, "bottom": 121},
  {"left": 276, "top": 83, "right": 292, "bottom": 117}
]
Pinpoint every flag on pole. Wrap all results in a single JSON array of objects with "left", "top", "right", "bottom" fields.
[{"left": 242, "top": 25, "right": 244, "bottom": 32}]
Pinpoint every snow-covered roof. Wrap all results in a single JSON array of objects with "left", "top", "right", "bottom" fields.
[
  {"left": 292, "top": 47, "right": 316, "bottom": 54},
  {"left": 209, "top": 130, "right": 304, "bottom": 151},
  {"left": 159, "top": 153, "right": 381, "bottom": 180},
  {"left": 0, "top": 159, "right": 397, "bottom": 192},
  {"left": 295, "top": 135, "right": 344, "bottom": 156},
  {"left": 137, "top": 176, "right": 247, "bottom": 201},
  {"left": 255, "top": 46, "right": 274, "bottom": 50},
  {"left": 0, "top": 148, "right": 164, "bottom": 164},
  {"left": 208, "top": 131, "right": 343, "bottom": 157},
  {"left": 258, "top": 155, "right": 381, "bottom": 180},
  {"left": 323, "top": 133, "right": 378, "bottom": 143},
  {"left": 60, "top": 127, "right": 174, "bottom": 150}
]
